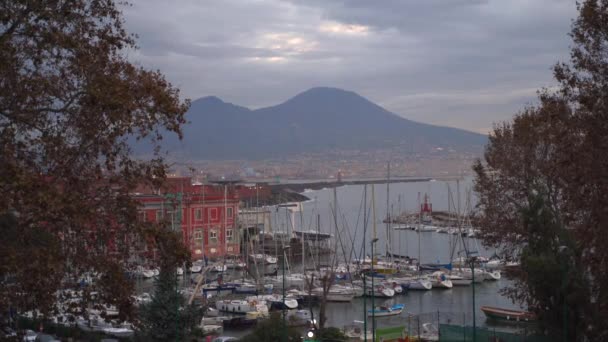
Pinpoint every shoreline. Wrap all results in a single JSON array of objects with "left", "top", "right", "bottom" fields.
[{"left": 248, "top": 177, "right": 433, "bottom": 206}]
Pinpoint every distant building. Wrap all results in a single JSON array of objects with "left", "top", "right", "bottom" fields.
[
  {"left": 239, "top": 208, "right": 273, "bottom": 233},
  {"left": 133, "top": 177, "right": 240, "bottom": 260}
]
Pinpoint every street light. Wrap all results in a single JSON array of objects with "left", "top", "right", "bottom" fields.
[
  {"left": 282, "top": 245, "right": 291, "bottom": 342},
  {"left": 469, "top": 255, "right": 477, "bottom": 342},
  {"left": 558, "top": 245, "right": 570, "bottom": 342},
  {"left": 370, "top": 237, "right": 379, "bottom": 342}
]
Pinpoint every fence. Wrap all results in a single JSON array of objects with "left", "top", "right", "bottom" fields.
[
  {"left": 439, "top": 324, "right": 550, "bottom": 342},
  {"left": 393, "top": 312, "right": 548, "bottom": 342}
]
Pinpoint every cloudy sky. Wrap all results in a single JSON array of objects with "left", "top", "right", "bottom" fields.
[{"left": 124, "top": 0, "right": 577, "bottom": 134}]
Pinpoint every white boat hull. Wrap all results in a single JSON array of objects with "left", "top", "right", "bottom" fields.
[
  {"left": 448, "top": 276, "right": 472, "bottom": 286},
  {"left": 368, "top": 309, "right": 403, "bottom": 317},
  {"left": 215, "top": 300, "right": 267, "bottom": 314},
  {"left": 484, "top": 270, "right": 501, "bottom": 281},
  {"left": 409, "top": 279, "right": 433, "bottom": 291}
]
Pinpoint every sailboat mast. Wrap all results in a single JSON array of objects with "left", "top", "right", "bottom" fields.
[
  {"left": 371, "top": 184, "right": 377, "bottom": 246},
  {"left": 362, "top": 184, "right": 368, "bottom": 342},
  {"left": 386, "top": 161, "right": 391, "bottom": 261},
  {"left": 417, "top": 192, "right": 421, "bottom": 275},
  {"left": 333, "top": 185, "right": 339, "bottom": 266},
  {"left": 300, "top": 202, "right": 305, "bottom": 272},
  {"left": 223, "top": 184, "right": 228, "bottom": 265}
]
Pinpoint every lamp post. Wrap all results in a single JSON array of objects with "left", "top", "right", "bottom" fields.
[
  {"left": 558, "top": 245, "right": 569, "bottom": 342},
  {"left": 282, "top": 245, "right": 291, "bottom": 342},
  {"left": 371, "top": 237, "right": 379, "bottom": 342},
  {"left": 470, "top": 256, "right": 477, "bottom": 342}
]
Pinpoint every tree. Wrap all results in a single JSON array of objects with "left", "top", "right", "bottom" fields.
[
  {"left": 239, "top": 312, "right": 302, "bottom": 342},
  {"left": 317, "top": 326, "right": 347, "bottom": 342},
  {"left": 474, "top": 1, "right": 608, "bottom": 340},
  {"left": 137, "top": 230, "right": 201, "bottom": 341},
  {"left": 0, "top": 0, "right": 189, "bottom": 321}
]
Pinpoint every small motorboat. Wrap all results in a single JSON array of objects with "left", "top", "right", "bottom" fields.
[
  {"left": 481, "top": 306, "right": 537, "bottom": 322},
  {"left": 367, "top": 304, "right": 405, "bottom": 317}
]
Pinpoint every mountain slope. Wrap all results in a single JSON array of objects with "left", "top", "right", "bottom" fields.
[{"left": 146, "top": 87, "right": 486, "bottom": 159}]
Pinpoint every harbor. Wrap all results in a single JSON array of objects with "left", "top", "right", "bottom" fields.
[{"left": 129, "top": 178, "right": 527, "bottom": 340}]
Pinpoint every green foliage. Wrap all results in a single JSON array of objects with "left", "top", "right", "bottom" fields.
[
  {"left": 317, "top": 326, "right": 347, "bottom": 341},
  {"left": 136, "top": 265, "right": 202, "bottom": 341},
  {"left": 474, "top": 1, "right": 608, "bottom": 340},
  {"left": 239, "top": 312, "right": 302, "bottom": 342},
  {"left": 517, "top": 194, "right": 586, "bottom": 338}
]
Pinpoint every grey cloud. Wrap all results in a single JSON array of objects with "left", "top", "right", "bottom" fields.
[{"left": 122, "top": 0, "right": 578, "bottom": 133}]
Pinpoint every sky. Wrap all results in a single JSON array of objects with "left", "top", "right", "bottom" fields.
[{"left": 123, "top": 0, "right": 578, "bottom": 134}]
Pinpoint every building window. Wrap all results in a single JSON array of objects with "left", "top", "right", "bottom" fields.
[
  {"left": 209, "top": 229, "right": 218, "bottom": 244},
  {"left": 194, "top": 229, "right": 203, "bottom": 240},
  {"left": 210, "top": 208, "right": 218, "bottom": 220},
  {"left": 156, "top": 210, "right": 163, "bottom": 222},
  {"left": 195, "top": 208, "right": 202, "bottom": 220},
  {"left": 227, "top": 207, "right": 233, "bottom": 218},
  {"left": 226, "top": 229, "right": 233, "bottom": 242}
]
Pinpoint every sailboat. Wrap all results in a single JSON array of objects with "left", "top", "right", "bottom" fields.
[
  {"left": 312, "top": 285, "right": 355, "bottom": 302},
  {"left": 397, "top": 276, "right": 432, "bottom": 291},
  {"left": 446, "top": 273, "right": 472, "bottom": 286},
  {"left": 430, "top": 271, "right": 453, "bottom": 289}
]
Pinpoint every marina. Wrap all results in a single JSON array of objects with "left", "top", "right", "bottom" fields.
[{"left": 129, "top": 178, "right": 523, "bottom": 338}]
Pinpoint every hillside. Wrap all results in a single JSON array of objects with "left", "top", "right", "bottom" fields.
[{"left": 141, "top": 87, "right": 487, "bottom": 159}]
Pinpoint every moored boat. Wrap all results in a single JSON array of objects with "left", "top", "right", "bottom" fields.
[
  {"left": 364, "top": 284, "right": 395, "bottom": 297},
  {"left": 312, "top": 286, "right": 355, "bottom": 302},
  {"left": 367, "top": 304, "right": 405, "bottom": 317},
  {"left": 447, "top": 274, "right": 472, "bottom": 286},
  {"left": 215, "top": 299, "right": 268, "bottom": 314},
  {"left": 481, "top": 306, "right": 537, "bottom": 322},
  {"left": 407, "top": 277, "right": 433, "bottom": 291},
  {"left": 247, "top": 294, "right": 299, "bottom": 310},
  {"left": 430, "top": 271, "right": 453, "bottom": 289},
  {"left": 483, "top": 270, "right": 501, "bottom": 281}
]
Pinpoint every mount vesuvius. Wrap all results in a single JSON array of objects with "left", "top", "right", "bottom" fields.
[{"left": 141, "top": 87, "right": 487, "bottom": 159}]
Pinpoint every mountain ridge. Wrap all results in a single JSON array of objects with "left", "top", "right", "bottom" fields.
[{"left": 140, "top": 87, "right": 487, "bottom": 159}]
